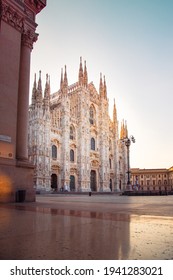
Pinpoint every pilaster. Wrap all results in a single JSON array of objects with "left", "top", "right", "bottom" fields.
[
  {"left": 99, "top": 98, "right": 110, "bottom": 191},
  {"left": 77, "top": 88, "right": 90, "bottom": 191},
  {"left": 61, "top": 90, "right": 70, "bottom": 188}
]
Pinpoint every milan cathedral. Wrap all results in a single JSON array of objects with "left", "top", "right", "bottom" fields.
[{"left": 28, "top": 58, "right": 128, "bottom": 192}]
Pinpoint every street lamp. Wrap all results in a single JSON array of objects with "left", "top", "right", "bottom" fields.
[{"left": 122, "top": 135, "right": 135, "bottom": 190}]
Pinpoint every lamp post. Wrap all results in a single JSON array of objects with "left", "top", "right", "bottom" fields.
[{"left": 122, "top": 135, "right": 135, "bottom": 190}]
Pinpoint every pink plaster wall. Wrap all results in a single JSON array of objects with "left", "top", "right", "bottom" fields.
[
  {"left": 0, "top": 159, "right": 35, "bottom": 203},
  {"left": 0, "top": 21, "right": 21, "bottom": 159}
]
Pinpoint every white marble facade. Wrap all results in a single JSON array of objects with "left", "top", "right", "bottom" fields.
[{"left": 28, "top": 58, "right": 128, "bottom": 192}]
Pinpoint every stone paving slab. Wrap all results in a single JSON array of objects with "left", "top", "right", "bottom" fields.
[{"left": 0, "top": 195, "right": 173, "bottom": 260}]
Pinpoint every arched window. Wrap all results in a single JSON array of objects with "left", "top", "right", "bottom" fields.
[
  {"left": 70, "top": 125, "right": 75, "bottom": 140},
  {"left": 91, "top": 137, "right": 95, "bottom": 150},
  {"left": 89, "top": 106, "right": 95, "bottom": 125},
  {"left": 52, "top": 145, "right": 57, "bottom": 159},
  {"left": 109, "top": 158, "right": 112, "bottom": 169},
  {"left": 70, "top": 149, "right": 74, "bottom": 162}
]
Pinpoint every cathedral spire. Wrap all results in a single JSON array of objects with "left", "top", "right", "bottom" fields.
[
  {"left": 44, "top": 73, "right": 50, "bottom": 99},
  {"left": 120, "top": 120, "right": 124, "bottom": 139},
  {"left": 49, "top": 75, "right": 51, "bottom": 90},
  {"left": 34, "top": 73, "right": 37, "bottom": 88},
  {"left": 78, "top": 56, "right": 84, "bottom": 85},
  {"left": 63, "top": 65, "right": 68, "bottom": 87},
  {"left": 32, "top": 73, "right": 37, "bottom": 105},
  {"left": 113, "top": 98, "right": 117, "bottom": 124},
  {"left": 43, "top": 74, "right": 50, "bottom": 109},
  {"left": 99, "top": 73, "right": 104, "bottom": 98},
  {"left": 62, "top": 65, "right": 68, "bottom": 95},
  {"left": 37, "top": 70, "right": 42, "bottom": 101},
  {"left": 103, "top": 75, "right": 107, "bottom": 99},
  {"left": 83, "top": 60, "right": 88, "bottom": 87},
  {"left": 125, "top": 120, "right": 128, "bottom": 138},
  {"left": 60, "top": 68, "right": 63, "bottom": 91},
  {"left": 38, "top": 70, "right": 42, "bottom": 90},
  {"left": 120, "top": 119, "right": 128, "bottom": 139}
]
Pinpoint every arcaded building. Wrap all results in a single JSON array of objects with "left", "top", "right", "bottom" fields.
[
  {"left": 28, "top": 58, "right": 128, "bottom": 192},
  {"left": 131, "top": 167, "right": 173, "bottom": 191}
]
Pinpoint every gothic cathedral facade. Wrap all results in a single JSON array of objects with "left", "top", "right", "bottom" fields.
[{"left": 28, "top": 58, "right": 128, "bottom": 192}]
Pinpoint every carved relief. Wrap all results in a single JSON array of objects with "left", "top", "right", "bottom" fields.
[
  {"left": 25, "top": 7, "right": 35, "bottom": 21},
  {"left": 1, "top": 3, "right": 24, "bottom": 32},
  {"left": 51, "top": 108, "right": 61, "bottom": 128},
  {"left": 91, "top": 160, "right": 99, "bottom": 168}
]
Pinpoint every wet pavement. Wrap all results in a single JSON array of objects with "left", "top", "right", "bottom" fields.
[{"left": 0, "top": 194, "right": 173, "bottom": 260}]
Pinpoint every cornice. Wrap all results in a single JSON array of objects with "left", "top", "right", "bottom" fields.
[
  {"left": 0, "top": 0, "right": 46, "bottom": 49},
  {"left": 0, "top": 2, "right": 24, "bottom": 32},
  {"left": 24, "top": 0, "right": 46, "bottom": 15}
]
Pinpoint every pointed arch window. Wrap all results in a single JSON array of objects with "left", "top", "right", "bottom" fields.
[
  {"left": 52, "top": 145, "right": 57, "bottom": 159},
  {"left": 91, "top": 138, "right": 95, "bottom": 150},
  {"left": 70, "top": 125, "right": 75, "bottom": 140},
  {"left": 70, "top": 149, "right": 74, "bottom": 162},
  {"left": 89, "top": 106, "right": 95, "bottom": 125}
]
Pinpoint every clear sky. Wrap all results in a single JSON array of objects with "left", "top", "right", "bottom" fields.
[{"left": 30, "top": 0, "right": 173, "bottom": 169}]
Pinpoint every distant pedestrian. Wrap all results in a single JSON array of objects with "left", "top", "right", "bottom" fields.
[{"left": 64, "top": 183, "right": 68, "bottom": 192}]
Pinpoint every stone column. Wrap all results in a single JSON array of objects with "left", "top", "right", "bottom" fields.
[{"left": 16, "top": 30, "right": 37, "bottom": 161}]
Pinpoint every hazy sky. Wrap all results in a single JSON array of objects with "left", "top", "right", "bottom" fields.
[{"left": 30, "top": 0, "right": 173, "bottom": 169}]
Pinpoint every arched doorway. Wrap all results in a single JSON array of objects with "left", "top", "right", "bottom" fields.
[
  {"left": 110, "top": 179, "right": 112, "bottom": 191},
  {"left": 70, "top": 175, "right": 75, "bottom": 191},
  {"left": 51, "top": 174, "right": 57, "bottom": 189},
  {"left": 119, "top": 180, "right": 121, "bottom": 190},
  {"left": 90, "top": 170, "right": 97, "bottom": 191}
]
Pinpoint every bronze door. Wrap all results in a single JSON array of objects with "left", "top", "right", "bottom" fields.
[
  {"left": 70, "top": 175, "right": 75, "bottom": 191},
  {"left": 90, "top": 170, "right": 96, "bottom": 191}
]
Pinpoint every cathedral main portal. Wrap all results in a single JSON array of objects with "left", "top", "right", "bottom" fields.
[{"left": 90, "top": 170, "right": 97, "bottom": 191}]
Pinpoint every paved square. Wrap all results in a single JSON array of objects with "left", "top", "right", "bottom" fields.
[{"left": 0, "top": 194, "right": 173, "bottom": 259}]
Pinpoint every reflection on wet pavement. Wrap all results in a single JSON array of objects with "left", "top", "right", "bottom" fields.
[{"left": 0, "top": 195, "right": 173, "bottom": 260}]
